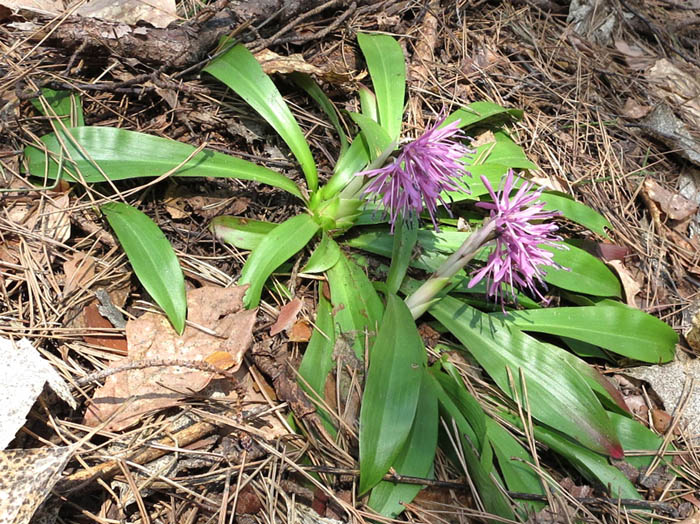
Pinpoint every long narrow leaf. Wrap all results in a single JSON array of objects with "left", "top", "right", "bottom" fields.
[
  {"left": 386, "top": 219, "right": 417, "bottom": 294},
  {"left": 427, "top": 369, "right": 516, "bottom": 518},
  {"left": 103, "top": 203, "right": 187, "bottom": 334},
  {"left": 326, "top": 252, "right": 384, "bottom": 358},
  {"left": 357, "top": 33, "right": 405, "bottom": 141},
  {"left": 500, "top": 411, "right": 641, "bottom": 500},
  {"left": 25, "top": 127, "right": 303, "bottom": 199},
  {"left": 290, "top": 72, "right": 348, "bottom": 158},
  {"left": 238, "top": 214, "right": 319, "bottom": 308},
  {"left": 298, "top": 293, "right": 337, "bottom": 434},
  {"left": 359, "top": 293, "right": 426, "bottom": 494},
  {"left": 444, "top": 101, "right": 523, "bottom": 129},
  {"left": 496, "top": 306, "right": 676, "bottom": 363},
  {"left": 429, "top": 295, "right": 623, "bottom": 457},
  {"left": 209, "top": 216, "right": 277, "bottom": 251},
  {"left": 204, "top": 43, "right": 318, "bottom": 192},
  {"left": 368, "top": 371, "right": 438, "bottom": 517}
]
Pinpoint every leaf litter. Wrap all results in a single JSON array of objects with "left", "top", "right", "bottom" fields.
[
  {"left": 84, "top": 285, "right": 256, "bottom": 431},
  {"left": 2, "top": 0, "right": 700, "bottom": 522}
]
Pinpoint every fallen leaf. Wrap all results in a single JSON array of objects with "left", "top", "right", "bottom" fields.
[
  {"left": 81, "top": 301, "right": 128, "bottom": 353},
  {"left": 288, "top": 320, "right": 313, "bottom": 343},
  {"left": 255, "top": 49, "right": 324, "bottom": 76},
  {"left": 84, "top": 286, "right": 257, "bottom": 431},
  {"left": 0, "top": 446, "right": 73, "bottom": 524},
  {"left": 640, "top": 103, "right": 700, "bottom": 166},
  {"left": 686, "top": 305, "right": 700, "bottom": 353},
  {"left": 647, "top": 59, "right": 700, "bottom": 131},
  {"left": 621, "top": 97, "right": 651, "bottom": 119},
  {"left": 0, "top": 0, "right": 63, "bottom": 14},
  {"left": 63, "top": 253, "right": 97, "bottom": 295},
  {"left": 594, "top": 242, "right": 628, "bottom": 262},
  {"left": 614, "top": 39, "right": 655, "bottom": 70},
  {"left": 624, "top": 351, "right": 700, "bottom": 436},
  {"left": 470, "top": 130, "right": 495, "bottom": 148},
  {"left": 0, "top": 338, "right": 76, "bottom": 450},
  {"left": 607, "top": 260, "right": 642, "bottom": 307},
  {"left": 643, "top": 178, "right": 698, "bottom": 221},
  {"left": 270, "top": 297, "right": 303, "bottom": 336},
  {"left": 204, "top": 351, "right": 236, "bottom": 371},
  {"left": 75, "top": 0, "right": 178, "bottom": 28}
]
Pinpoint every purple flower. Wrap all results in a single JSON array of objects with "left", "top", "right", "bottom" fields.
[
  {"left": 358, "top": 116, "right": 473, "bottom": 231},
  {"left": 468, "top": 170, "right": 563, "bottom": 307}
]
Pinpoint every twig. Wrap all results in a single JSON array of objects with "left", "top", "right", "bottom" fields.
[
  {"left": 75, "top": 358, "right": 242, "bottom": 387},
  {"left": 302, "top": 466, "right": 678, "bottom": 514}
]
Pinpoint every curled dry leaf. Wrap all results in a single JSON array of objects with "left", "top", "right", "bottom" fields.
[
  {"left": 270, "top": 297, "right": 303, "bottom": 336},
  {"left": 288, "top": 320, "right": 313, "bottom": 343},
  {"left": 643, "top": 179, "right": 698, "bottom": 222},
  {"left": 84, "top": 286, "right": 257, "bottom": 431},
  {"left": 607, "top": 260, "right": 642, "bottom": 307},
  {"left": 62, "top": 253, "right": 97, "bottom": 295},
  {"left": 75, "top": 0, "right": 178, "bottom": 28}
]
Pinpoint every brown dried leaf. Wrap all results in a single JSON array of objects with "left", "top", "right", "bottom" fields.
[
  {"left": 288, "top": 320, "right": 312, "bottom": 343},
  {"left": 471, "top": 130, "right": 496, "bottom": 148},
  {"left": 270, "top": 297, "right": 303, "bottom": 336},
  {"left": 63, "top": 253, "right": 97, "bottom": 295},
  {"left": 644, "top": 179, "right": 698, "bottom": 221},
  {"left": 75, "top": 0, "right": 178, "bottom": 28},
  {"left": 647, "top": 59, "right": 700, "bottom": 130},
  {"left": 255, "top": 49, "right": 323, "bottom": 76},
  {"left": 81, "top": 302, "right": 128, "bottom": 353},
  {"left": 614, "top": 39, "right": 655, "bottom": 70},
  {"left": 621, "top": 97, "right": 651, "bottom": 119},
  {"left": 84, "top": 286, "right": 257, "bottom": 431},
  {"left": 204, "top": 351, "right": 236, "bottom": 371},
  {"left": 607, "top": 260, "right": 642, "bottom": 307}
]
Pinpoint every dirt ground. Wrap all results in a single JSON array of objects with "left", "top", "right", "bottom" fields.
[{"left": 1, "top": 0, "right": 700, "bottom": 522}]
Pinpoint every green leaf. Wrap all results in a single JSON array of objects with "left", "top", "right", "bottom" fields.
[
  {"left": 386, "top": 220, "right": 418, "bottom": 294},
  {"left": 427, "top": 368, "right": 516, "bottom": 518},
  {"left": 25, "top": 127, "right": 303, "bottom": 199},
  {"left": 209, "top": 216, "right": 277, "bottom": 251},
  {"left": 359, "top": 294, "right": 427, "bottom": 494},
  {"left": 298, "top": 293, "right": 336, "bottom": 435},
  {"left": 357, "top": 33, "right": 406, "bottom": 141},
  {"left": 348, "top": 111, "right": 394, "bottom": 162},
  {"left": 429, "top": 295, "right": 623, "bottom": 457},
  {"left": 302, "top": 232, "right": 341, "bottom": 273},
  {"left": 290, "top": 72, "right": 348, "bottom": 158},
  {"left": 543, "top": 242, "right": 622, "bottom": 297},
  {"left": 320, "top": 133, "right": 371, "bottom": 200},
  {"left": 444, "top": 101, "right": 522, "bottom": 129},
  {"left": 499, "top": 411, "right": 641, "bottom": 500},
  {"left": 239, "top": 214, "right": 320, "bottom": 308},
  {"left": 368, "top": 371, "right": 438, "bottom": 517},
  {"left": 496, "top": 306, "right": 677, "bottom": 363},
  {"left": 359, "top": 85, "right": 378, "bottom": 122},
  {"left": 610, "top": 412, "right": 674, "bottom": 469},
  {"left": 539, "top": 192, "right": 611, "bottom": 238},
  {"left": 485, "top": 419, "right": 545, "bottom": 513},
  {"left": 204, "top": 43, "right": 318, "bottom": 192},
  {"left": 483, "top": 131, "right": 538, "bottom": 169},
  {"left": 102, "top": 202, "right": 187, "bottom": 334},
  {"left": 31, "top": 88, "right": 84, "bottom": 126},
  {"left": 326, "top": 252, "right": 384, "bottom": 358}
]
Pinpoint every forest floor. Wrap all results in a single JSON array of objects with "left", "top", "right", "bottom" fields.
[{"left": 1, "top": 0, "right": 700, "bottom": 522}]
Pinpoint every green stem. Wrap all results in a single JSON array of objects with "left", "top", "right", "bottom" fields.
[{"left": 404, "top": 219, "right": 497, "bottom": 319}]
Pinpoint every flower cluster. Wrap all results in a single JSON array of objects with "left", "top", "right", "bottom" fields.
[
  {"left": 358, "top": 116, "right": 472, "bottom": 231},
  {"left": 468, "top": 170, "right": 563, "bottom": 306}
]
